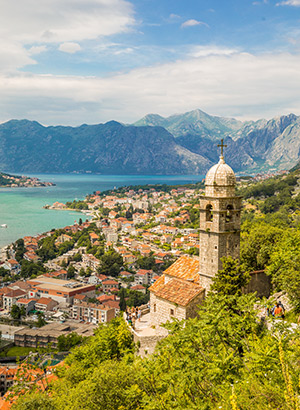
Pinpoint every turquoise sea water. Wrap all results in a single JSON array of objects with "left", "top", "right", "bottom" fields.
[{"left": 0, "top": 173, "right": 203, "bottom": 249}]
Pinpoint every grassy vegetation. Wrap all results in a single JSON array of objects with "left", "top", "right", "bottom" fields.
[{"left": 0, "top": 345, "right": 37, "bottom": 357}]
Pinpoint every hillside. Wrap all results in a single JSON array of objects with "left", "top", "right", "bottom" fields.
[
  {"left": 1, "top": 110, "right": 300, "bottom": 174},
  {"left": 134, "top": 108, "right": 243, "bottom": 139},
  {"left": 6, "top": 170, "right": 300, "bottom": 409},
  {"left": 0, "top": 120, "right": 210, "bottom": 174},
  {"left": 135, "top": 110, "right": 300, "bottom": 172}
]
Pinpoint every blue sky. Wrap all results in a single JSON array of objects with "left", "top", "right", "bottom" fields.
[{"left": 1, "top": 0, "right": 300, "bottom": 125}]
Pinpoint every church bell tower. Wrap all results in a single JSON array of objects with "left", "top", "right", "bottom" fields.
[{"left": 199, "top": 140, "right": 241, "bottom": 291}]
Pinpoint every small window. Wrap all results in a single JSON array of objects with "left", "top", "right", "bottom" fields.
[
  {"left": 153, "top": 304, "right": 156, "bottom": 313},
  {"left": 205, "top": 204, "right": 213, "bottom": 222},
  {"left": 226, "top": 205, "right": 233, "bottom": 222},
  {"left": 170, "top": 308, "right": 174, "bottom": 316}
]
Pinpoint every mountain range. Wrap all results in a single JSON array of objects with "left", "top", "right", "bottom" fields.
[{"left": 1, "top": 109, "right": 300, "bottom": 175}]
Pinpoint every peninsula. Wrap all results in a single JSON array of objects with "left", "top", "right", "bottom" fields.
[{"left": 0, "top": 172, "right": 54, "bottom": 188}]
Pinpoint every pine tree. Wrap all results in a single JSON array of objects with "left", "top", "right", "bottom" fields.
[{"left": 119, "top": 288, "right": 126, "bottom": 311}]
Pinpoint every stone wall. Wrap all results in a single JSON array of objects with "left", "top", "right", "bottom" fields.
[
  {"left": 244, "top": 270, "right": 271, "bottom": 298},
  {"left": 150, "top": 291, "right": 205, "bottom": 328},
  {"left": 150, "top": 293, "right": 186, "bottom": 327},
  {"left": 199, "top": 194, "right": 241, "bottom": 289},
  {"left": 132, "top": 331, "right": 165, "bottom": 357},
  {"left": 185, "top": 291, "right": 205, "bottom": 317}
]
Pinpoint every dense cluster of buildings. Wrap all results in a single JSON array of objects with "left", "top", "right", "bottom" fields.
[
  {"left": 0, "top": 146, "right": 275, "bottom": 406},
  {"left": 0, "top": 182, "right": 205, "bottom": 355},
  {"left": 0, "top": 173, "right": 54, "bottom": 188}
]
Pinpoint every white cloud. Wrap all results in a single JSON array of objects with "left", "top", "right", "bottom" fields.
[
  {"left": 0, "top": 0, "right": 135, "bottom": 43},
  {"left": 0, "top": 0, "right": 135, "bottom": 71},
  {"left": 28, "top": 45, "right": 47, "bottom": 55},
  {"left": 253, "top": 0, "right": 269, "bottom": 4},
  {"left": 181, "top": 19, "right": 209, "bottom": 29},
  {"left": 276, "top": 0, "right": 300, "bottom": 6},
  {"left": 0, "top": 41, "right": 36, "bottom": 72},
  {"left": 1, "top": 51, "right": 300, "bottom": 125},
  {"left": 113, "top": 47, "right": 134, "bottom": 55},
  {"left": 189, "top": 46, "right": 238, "bottom": 58},
  {"left": 58, "top": 42, "right": 81, "bottom": 54},
  {"left": 169, "top": 14, "right": 181, "bottom": 20}
]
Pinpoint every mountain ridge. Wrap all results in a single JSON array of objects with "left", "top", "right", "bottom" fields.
[{"left": 1, "top": 109, "right": 300, "bottom": 175}]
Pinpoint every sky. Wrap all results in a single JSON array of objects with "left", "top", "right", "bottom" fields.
[{"left": 1, "top": 0, "right": 300, "bottom": 125}]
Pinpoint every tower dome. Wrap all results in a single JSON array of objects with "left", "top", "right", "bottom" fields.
[{"left": 205, "top": 155, "right": 236, "bottom": 197}]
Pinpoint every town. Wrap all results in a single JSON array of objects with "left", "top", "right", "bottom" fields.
[
  {"left": 0, "top": 172, "right": 54, "bottom": 188},
  {"left": 0, "top": 183, "right": 203, "bottom": 371}
]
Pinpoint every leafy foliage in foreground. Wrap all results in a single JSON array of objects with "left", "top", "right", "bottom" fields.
[{"left": 12, "top": 293, "right": 300, "bottom": 410}]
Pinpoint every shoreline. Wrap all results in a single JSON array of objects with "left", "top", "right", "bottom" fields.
[
  {"left": 0, "top": 184, "right": 55, "bottom": 189},
  {"left": 0, "top": 207, "right": 94, "bottom": 254},
  {"left": 43, "top": 206, "right": 93, "bottom": 216}
]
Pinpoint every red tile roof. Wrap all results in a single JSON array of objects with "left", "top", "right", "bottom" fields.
[
  {"left": 4, "top": 289, "right": 26, "bottom": 298},
  {"left": 164, "top": 256, "right": 199, "bottom": 282},
  {"left": 154, "top": 278, "right": 204, "bottom": 306},
  {"left": 36, "top": 297, "right": 54, "bottom": 305},
  {"left": 149, "top": 275, "right": 165, "bottom": 292}
]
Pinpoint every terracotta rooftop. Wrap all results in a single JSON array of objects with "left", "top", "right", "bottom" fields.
[
  {"left": 164, "top": 256, "right": 200, "bottom": 282},
  {"left": 97, "top": 294, "right": 116, "bottom": 302},
  {"left": 4, "top": 289, "right": 27, "bottom": 298},
  {"left": 154, "top": 277, "right": 204, "bottom": 306},
  {"left": 148, "top": 275, "right": 165, "bottom": 293},
  {"left": 36, "top": 297, "right": 54, "bottom": 305}
]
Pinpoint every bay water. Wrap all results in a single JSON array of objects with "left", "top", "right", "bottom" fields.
[{"left": 0, "top": 173, "right": 203, "bottom": 249}]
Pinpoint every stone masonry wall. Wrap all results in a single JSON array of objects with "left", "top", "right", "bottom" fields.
[{"left": 150, "top": 293, "right": 186, "bottom": 327}]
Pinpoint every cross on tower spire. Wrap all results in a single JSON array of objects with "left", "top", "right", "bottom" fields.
[{"left": 217, "top": 139, "right": 227, "bottom": 157}]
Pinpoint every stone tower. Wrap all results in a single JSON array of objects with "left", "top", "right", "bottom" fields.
[{"left": 199, "top": 141, "right": 241, "bottom": 291}]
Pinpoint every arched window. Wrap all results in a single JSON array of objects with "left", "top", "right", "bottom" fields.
[
  {"left": 206, "top": 204, "right": 213, "bottom": 222},
  {"left": 226, "top": 205, "right": 233, "bottom": 222}
]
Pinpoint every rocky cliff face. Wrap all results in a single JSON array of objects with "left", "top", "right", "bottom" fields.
[
  {"left": 0, "top": 119, "right": 210, "bottom": 174},
  {"left": 1, "top": 110, "right": 300, "bottom": 175},
  {"left": 144, "top": 110, "right": 300, "bottom": 173}
]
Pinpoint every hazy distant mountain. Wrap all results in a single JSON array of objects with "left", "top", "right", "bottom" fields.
[
  {"left": 0, "top": 119, "right": 210, "bottom": 174},
  {"left": 134, "top": 109, "right": 243, "bottom": 139},
  {"left": 135, "top": 110, "right": 300, "bottom": 173},
  {"left": 1, "top": 110, "right": 300, "bottom": 175}
]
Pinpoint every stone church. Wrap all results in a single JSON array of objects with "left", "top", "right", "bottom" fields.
[{"left": 149, "top": 143, "right": 242, "bottom": 328}]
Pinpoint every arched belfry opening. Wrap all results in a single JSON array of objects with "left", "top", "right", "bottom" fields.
[
  {"left": 206, "top": 204, "right": 213, "bottom": 222},
  {"left": 225, "top": 204, "right": 233, "bottom": 222},
  {"left": 199, "top": 138, "right": 241, "bottom": 291}
]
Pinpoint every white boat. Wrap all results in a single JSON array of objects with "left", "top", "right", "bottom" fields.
[{"left": 0, "top": 224, "right": 7, "bottom": 228}]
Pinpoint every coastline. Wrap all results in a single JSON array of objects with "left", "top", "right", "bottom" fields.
[
  {"left": 0, "top": 185, "right": 55, "bottom": 189},
  {"left": 0, "top": 173, "right": 204, "bottom": 251},
  {"left": 43, "top": 205, "right": 94, "bottom": 217},
  {"left": 0, "top": 208, "right": 94, "bottom": 255}
]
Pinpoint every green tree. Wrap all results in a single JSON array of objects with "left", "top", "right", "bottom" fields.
[
  {"left": 267, "top": 228, "right": 300, "bottom": 311},
  {"left": 14, "top": 238, "right": 25, "bottom": 262},
  {"left": 57, "top": 333, "right": 85, "bottom": 352},
  {"left": 20, "top": 260, "right": 46, "bottom": 279},
  {"left": 119, "top": 288, "right": 126, "bottom": 312},
  {"left": 97, "top": 250, "right": 123, "bottom": 277},
  {"left": 136, "top": 255, "right": 155, "bottom": 270},
  {"left": 11, "top": 304, "right": 22, "bottom": 320},
  {"left": 240, "top": 221, "right": 284, "bottom": 271},
  {"left": 79, "top": 268, "right": 86, "bottom": 277},
  {"left": 211, "top": 256, "right": 250, "bottom": 297},
  {"left": 67, "top": 265, "right": 76, "bottom": 279},
  {"left": 36, "top": 312, "right": 46, "bottom": 328},
  {"left": 72, "top": 253, "right": 82, "bottom": 262}
]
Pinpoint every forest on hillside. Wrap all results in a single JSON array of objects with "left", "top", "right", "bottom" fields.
[{"left": 9, "top": 170, "right": 300, "bottom": 409}]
